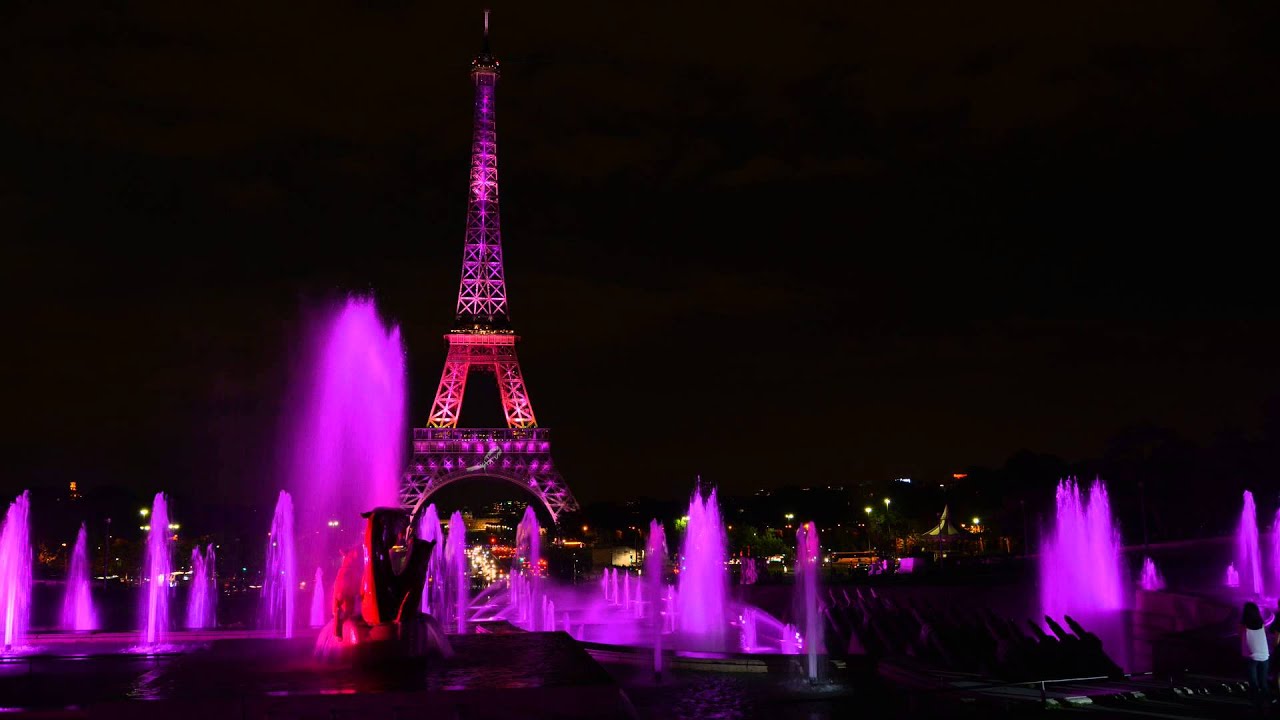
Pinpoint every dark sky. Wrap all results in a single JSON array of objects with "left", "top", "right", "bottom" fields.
[{"left": 3, "top": 2, "right": 1279, "bottom": 510}]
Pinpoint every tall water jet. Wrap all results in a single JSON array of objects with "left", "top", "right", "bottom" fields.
[
  {"left": 204, "top": 544, "right": 217, "bottom": 627},
  {"left": 446, "top": 511, "right": 468, "bottom": 634},
  {"left": 0, "top": 491, "right": 31, "bottom": 650},
  {"left": 795, "top": 521, "right": 822, "bottom": 681},
  {"left": 287, "top": 296, "right": 406, "bottom": 572},
  {"left": 1040, "top": 478, "right": 1123, "bottom": 621},
  {"left": 646, "top": 520, "right": 667, "bottom": 674},
  {"left": 310, "top": 567, "right": 325, "bottom": 628},
  {"left": 418, "top": 504, "right": 447, "bottom": 617},
  {"left": 261, "top": 490, "right": 297, "bottom": 638},
  {"left": 515, "top": 506, "right": 541, "bottom": 575},
  {"left": 1139, "top": 556, "right": 1165, "bottom": 592},
  {"left": 185, "top": 546, "right": 214, "bottom": 629},
  {"left": 142, "top": 492, "right": 171, "bottom": 646},
  {"left": 1237, "top": 490, "right": 1263, "bottom": 597},
  {"left": 677, "top": 485, "right": 727, "bottom": 641},
  {"left": 1272, "top": 508, "right": 1280, "bottom": 596},
  {"left": 61, "top": 522, "right": 96, "bottom": 632}
]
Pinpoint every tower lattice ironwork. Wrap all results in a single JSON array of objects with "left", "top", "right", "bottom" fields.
[{"left": 402, "top": 13, "right": 579, "bottom": 522}]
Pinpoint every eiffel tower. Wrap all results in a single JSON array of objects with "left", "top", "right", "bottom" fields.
[{"left": 401, "top": 12, "right": 579, "bottom": 523}]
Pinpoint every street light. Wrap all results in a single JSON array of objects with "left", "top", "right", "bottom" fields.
[
  {"left": 973, "top": 517, "right": 980, "bottom": 526},
  {"left": 883, "top": 498, "right": 892, "bottom": 556},
  {"left": 140, "top": 508, "right": 149, "bottom": 518}
]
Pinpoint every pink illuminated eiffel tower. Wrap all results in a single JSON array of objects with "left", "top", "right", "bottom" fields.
[{"left": 402, "top": 12, "right": 579, "bottom": 522}]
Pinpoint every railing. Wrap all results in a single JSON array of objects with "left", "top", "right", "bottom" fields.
[
  {"left": 928, "top": 670, "right": 1162, "bottom": 702},
  {"left": 413, "top": 427, "right": 550, "bottom": 442}
]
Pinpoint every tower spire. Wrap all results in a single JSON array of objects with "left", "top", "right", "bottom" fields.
[{"left": 457, "top": 9, "right": 505, "bottom": 328}]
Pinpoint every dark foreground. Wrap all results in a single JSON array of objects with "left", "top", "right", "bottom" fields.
[{"left": 0, "top": 630, "right": 1273, "bottom": 719}]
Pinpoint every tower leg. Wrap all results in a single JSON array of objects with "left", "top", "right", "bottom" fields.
[
  {"left": 428, "top": 359, "right": 469, "bottom": 428},
  {"left": 494, "top": 346, "right": 537, "bottom": 429}
]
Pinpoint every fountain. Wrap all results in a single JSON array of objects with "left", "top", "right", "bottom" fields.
[
  {"left": 1, "top": 491, "right": 31, "bottom": 651},
  {"left": 262, "top": 490, "right": 297, "bottom": 638},
  {"left": 795, "top": 521, "right": 822, "bottom": 680},
  {"left": 418, "top": 504, "right": 447, "bottom": 618},
  {"left": 1040, "top": 477, "right": 1123, "bottom": 621},
  {"left": 516, "top": 506, "right": 541, "bottom": 575},
  {"left": 1238, "top": 490, "right": 1263, "bottom": 597},
  {"left": 62, "top": 522, "right": 97, "bottom": 632},
  {"left": 186, "top": 545, "right": 216, "bottom": 629},
  {"left": 1139, "top": 556, "right": 1165, "bottom": 592},
  {"left": 1272, "top": 508, "right": 1280, "bottom": 597},
  {"left": 287, "top": 296, "right": 405, "bottom": 573},
  {"left": 1227, "top": 563, "right": 1240, "bottom": 588},
  {"left": 204, "top": 544, "right": 217, "bottom": 626},
  {"left": 310, "top": 567, "right": 325, "bottom": 628},
  {"left": 446, "top": 511, "right": 468, "bottom": 634},
  {"left": 647, "top": 519, "right": 667, "bottom": 673},
  {"left": 677, "top": 485, "right": 727, "bottom": 640},
  {"left": 464, "top": 483, "right": 822, "bottom": 657},
  {"left": 142, "top": 492, "right": 172, "bottom": 647}
]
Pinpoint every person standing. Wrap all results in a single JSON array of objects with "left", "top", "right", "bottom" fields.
[{"left": 1242, "top": 601, "right": 1270, "bottom": 710}]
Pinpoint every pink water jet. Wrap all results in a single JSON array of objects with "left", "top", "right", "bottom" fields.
[
  {"left": 1139, "top": 556, "right": 1164, "bottom": 592},
  {"left": 1, "top": 491, "right": 31, "bottom": 650},
  {"left": 1271, "top": 508, "right": 1280, "bottom": 597},
  {"left": 1040, "top": 478, "right": 1123, "bottom": 621},
  {"left": 676, "top": 485, "right": 727, "bottom": 640},
  {"left": 287, "top": 296, "right": 406, "bottom": 571},
  {"left": 310, "top": 567, "right": 325, "bottom": 628},
  {"left": 446, "top": 511, "right": 468, "bottom": 634},
  {"left": 62, "top": 523, "right": 96, "bottom": 632},
  {"left": 646, "top": 519, "right": 667, "bottom": 673},
  {"left": 186, "top": 544, "right": 215, "bottom": 629},
  {"left": 261, "top": 490, "right": 296, "bottom": 638},
  {"left": 418, "top": 504, "right": 447, "bottom": 617},
  {"left": 142, "top": 492, "right": 171, "bottom": 647},
  {"left": 795, "top": 521, "right": 823, "bottom": 680},
  {"left": 1237, "top": 490, "right": 1263, "bottom": 597}
]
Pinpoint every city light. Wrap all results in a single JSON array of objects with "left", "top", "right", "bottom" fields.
[
  {"left": 884, "top": 498, "right": 891, "bottom": 507},
  {"left": 784, "top": 513, "right": 795, "bottom": 521},
  {"left": 973, "top": 517, "right": 980, "bottom": 526},
  {"left": 864, "top": 506, "right": 872, "bottom": 514},
  {"left": 327, "top": 520, "right": 340, "bottom": 528},
  {"left": 140, "top": 508, "right": 149, "bottom": 517},
  {"left": 168, "top": 523, "right": 180, "bottom": 530}
]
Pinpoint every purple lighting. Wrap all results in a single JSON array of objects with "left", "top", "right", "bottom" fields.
[
  {"left": 186, "top": 544, "right": 215, "bottom": 630},
  {"left": 446, "top": 511, "right": 468, "bottom": 634},
  {"left": 288, "top": 296, "right": 406, "bottom": 567},
  {"left": 1237, "top": 490, "right": 1262, "bottom": 597},
  {"left": 676, "top": 485, "right": 727, "bottom": 640},
  {"left": 1139, "top": 556, "right": 1164, "bottom": 592},
  {"left": 1040, "top": 478, "right": 1123, "bottom": 621},
  {"left": 62, "top": 523, "right": 96, "bottom": 632},
  {"left": 261, "top": 490, "right": 296, "bottom": 638},
  {"left": 1271, "top": 507, "right": 1280, "bottom": 596},
  {"left": 0, "top": 491, "right": 31, "bottom": 651},
  {"left": 795, "top": 521, "right": 822, "bottom": 680},
  {"left": 142, "top": 492, "right": 171, "bottom": 647}
]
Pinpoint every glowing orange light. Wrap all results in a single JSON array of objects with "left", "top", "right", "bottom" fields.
[{"left": 951, "top": 473, "right": 968, "bottom": 480}]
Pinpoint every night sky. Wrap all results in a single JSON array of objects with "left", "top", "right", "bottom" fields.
[{"left": 3, "top": 2, "right": 1279, "bottom": 510}]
